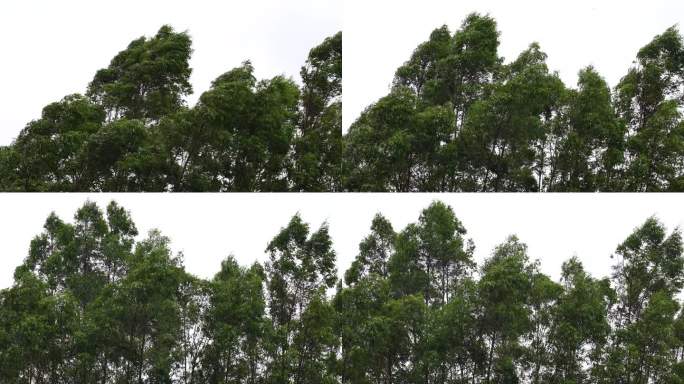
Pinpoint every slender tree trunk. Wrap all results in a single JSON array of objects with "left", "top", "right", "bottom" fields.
[{"left": 486, "top": 332, "right": 497, "bottom": 383}]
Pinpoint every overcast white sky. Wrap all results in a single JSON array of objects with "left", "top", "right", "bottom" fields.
[
  {"left": 0, "top": 0, "right": 341, "bottom": 145},
  {"left": 1, "top": 194, "right": 683, "bottom": 290},
  {"left": 343, "top": 0, "right": 684, "bottom": 131}
]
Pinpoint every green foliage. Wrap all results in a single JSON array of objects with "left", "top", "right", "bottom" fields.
[
  {"left": 3, "top": 201, "right": 684, "bottom": 383},
  {"left": 184, "top": 62, "right": 300, "bottom": 191},
  {"left": 0, "top": 27, "right": 342, "bottom": 192},
  {"left": 264, "top": 214, "right": 338, "bottom": 383},
  {"left": 344, "top": 213, "right": 395, "bottom": 285},
  {"left": 343, "top": 88, "right": 455, "bottom": 191},
  {"left": 343, "top": 14, "right": 684, "bottom": 191},
  {"left": 9, "top": 94, "right": 106, "bottom": 191},
  {"left": 87, "top": 25, "right": 193, "bottom": 122},
  {"left": 335, "top": 203, "right": 684, "bottom": 383},
  {"left": 200, "top": 257, "right": 266, "bottom": 383},
  {"left": 292, "top": 32, "right": 342, "bottom": 192}
]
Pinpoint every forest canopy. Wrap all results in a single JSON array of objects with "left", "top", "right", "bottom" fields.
[
  {"left": 2, "top": 200, "right": 684, "bottom": 383},
  {"left": 342, "top": 13, "right": 684, "bottom": 192},
  {"left": 0, "top": 26, "right": 342, "bottom": 192}
]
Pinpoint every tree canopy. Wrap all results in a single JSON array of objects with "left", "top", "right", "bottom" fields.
[
  {"left": 0, "top": 27, "right": 342, "bottom": 192},
  {"left": 342, "top": 13, "right": 684, "bottom": 191},
  {"left": 3, "top": 200, "right": 684, "bottom": 382}
]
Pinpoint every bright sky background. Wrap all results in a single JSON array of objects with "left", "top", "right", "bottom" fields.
[
  {"left": 0, "top": 0, "right": 341, "bottom": 145},
  {"left": 2, "top": 194, "right": 684, "bottom": 290},
  {"left": 343, "top": 0, "right": 684, "bottom": 132}
]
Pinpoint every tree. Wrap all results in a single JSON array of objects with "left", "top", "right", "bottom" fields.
[
  {"left": 334, "top": 275, "right": 393, "bottom": 383},
  {"left": 344, "top": 213, "right": 395, "bottom": 285},
  {"left": 394, "top": 13, "right": 500, "bottom": 132},
  {"left": 600, "top": 217, "right": 684, "bottom": 382},
  {"left": 477, "top": 236, "right": 536, "bottom": 383},
  {"left": 547, "top": 258, "right": 613, "bottom": 383},
  {"left": 458, "top": 43, "right": 567, "bottom": 192},
  {"left": 343, "top": 13, "right": 502, "bottom": 192},
  {"left": 292, "top": 32, "right": 343, "bottom": 192},
  {"left": 551, "top": 68, "right": 625, "bottom": 191},
  {"left": 102, "top": 231, "right": 187, "bottom": 383},
  {"left": 191, "top": 63, "right": 300, "bottom": 191},
  {"left": 616, "top": 27, "right": 684, "bottom": 191},
  {"left": 264, "top": 214, "right": 338, "bottom": 383},
  {"left": 423, "top": 278, "right": 481, "bottom": 383},
  {"left": 87, "top": 25, "right": 192, "bottom": 122},
  {"left": 389, "top": 201, "right": 474, "bottom": 305},
  {"left": 201, "top": 257, "right": 266, "bottom": 383},
  {"left": 343, "top": 88, "right": 455, "bottom": 191},
  {"left": 10, "top": 94, "right": 105, "bottom": 191}
]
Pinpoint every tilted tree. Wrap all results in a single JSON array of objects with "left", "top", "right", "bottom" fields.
[
  {"left": 616, "top": 26, "right": 684, "bottom": 191},
  {"left": 291, "top": 32, "right": 343, "bottom": 192},
  {"left": 87, "top": 25, "right": 193, "bottom": 122}
]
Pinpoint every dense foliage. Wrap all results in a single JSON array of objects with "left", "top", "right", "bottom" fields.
[
  {"left": 3, "top": 201, "right": 684, "bottom": 383},
  {"left": 0, "top": 26, "right": 342, "bottom": 191},
  {"left": 342, "top": 13, "right": 684, "bottom": 191}
]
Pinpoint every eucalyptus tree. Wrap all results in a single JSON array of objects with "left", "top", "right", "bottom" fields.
[
  {"left": 264, "top": 214, "right": 338, "bottom": 383},
  {"left": 189, "top": 62, "right": 300, "bottom": 191},
  {"left": 9, "top": 95, "right": 106, "bottom": 191},
  {"left": 200, "top": 257, "right": 267, "bottom": 383},
  {"left": 550, "top": 67, "right": 624, "bottom": 191},
  {"left": 476, "top": 236, "right": 537, "bottom": 382},
  {"left": 87, "top": 25, "right": 193, "bottom": 122},
  {"left": 291, "top": 31, "right": 343, "bottom": 192},
  {"left": 616, "top": 26, "right": 684, "bottom": 191},
  {"left": 343, "top": 13, "right": 500, "bottom": 192},
  {"left": 344, "top": 213, "right": 395, "bottom": 285},
  {"left": 547, "top": 258, "right": 613, "bottom": 383},
  {"left": 394, "top": 13, "right": 501, "bottom": 133},
  {"left": 388, "top": 201, "right": 474, "bottom": 305},
  {"left": 599, "top": 217, "right": 684, "bottom": 382}
]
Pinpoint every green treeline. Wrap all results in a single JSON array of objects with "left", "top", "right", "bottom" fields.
[
  {"left": 342, "top": 13, "right": 684, "bottom": 191},
  {"left": 0, "top": 27, "right": 341, "bottom": 192},
  {"left": 3, "top": 201, "right": 684, "bottom": 383}
]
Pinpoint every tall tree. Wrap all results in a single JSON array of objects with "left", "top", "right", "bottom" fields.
[
  {"left": 600, "top": 217, "right": 684, "bottom": 382},
  {"left": 10, "top": 95, "right": 105, "bottom": 191},
  {"left": 201, "top": 257, "right": 266, "bottom": 383},
  {"left": 292, "top": 32, "right": 342, "bottom": 191},
  {"left": 477, "top": 236, "right": 536, "bottom": 382},
  {"left": 389, "top": 201, "right": 473, "bottom": 305},
  {"left": 191, "top": 62, "right": 300, "bottom": 191},
  {"left": 616, "top": 26, "right": 684, "bottom": 191},
  {"left": 547, "top": 258, "right": 613, "bottom": 383},
  {"left": 551, "top": 67, "right": 625, "bottom": 191},
  {"left": 344, "top": 213, "right": 395, "bottom": 285},
  {"left": 264, "top": 214, "right": 337, "bottom": 383}
]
